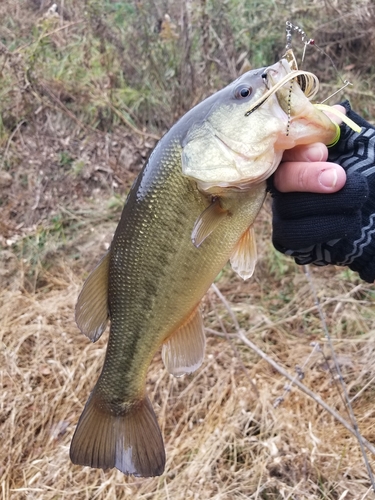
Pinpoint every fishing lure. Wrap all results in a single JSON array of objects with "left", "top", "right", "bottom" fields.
[
  {"left": 246, "top": 22, "right": 359, "bottom": 138},
  {"left": 285, "top": 21, "right": 353, "bottom": 102}
]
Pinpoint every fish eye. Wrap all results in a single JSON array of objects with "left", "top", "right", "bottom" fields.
[{"left": 234, "top": 85, "right": 252, "bottom": 100}]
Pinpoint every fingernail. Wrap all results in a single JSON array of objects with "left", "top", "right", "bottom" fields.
[
  {"left": 304, "top": 144, "right": 325, "bottom": 162},
  {"left": 319, "top": 168, "right": 338, "bottom": 189}
]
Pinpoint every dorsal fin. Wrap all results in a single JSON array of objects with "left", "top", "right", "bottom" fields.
[
  {"left": 75, "top": 251, "right": 110, "bottom": 342},
  {"left": 191, "top": 198, "right": 228, "bottom": 247},
  {"left": 230, "top": 225, "right": 257, "bottom": 280},
  {"left": 162, "top": 307, "right": 206, "bottom": 377}
]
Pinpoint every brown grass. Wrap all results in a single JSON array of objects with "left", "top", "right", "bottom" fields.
[
  {"left": 2, "top": 207, "right": 375, "bottom": 499},
  {"left": 2, "top": 0, "right": 375, "bottom": 499}
]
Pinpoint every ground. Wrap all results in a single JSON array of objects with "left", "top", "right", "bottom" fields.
[{"left": 2, "top": 1, "right": 375, "bottom": 498}]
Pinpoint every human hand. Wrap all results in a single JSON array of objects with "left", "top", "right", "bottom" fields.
[
  {"left": 274, "top": 105, "right": 347, "bottom": 193},
  {"left": 269, "top": 102, "right": 375, "bottom": 283}
]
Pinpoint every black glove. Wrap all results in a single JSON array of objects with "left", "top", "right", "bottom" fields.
[{"left": 269, "top": 101, "right": 375, "bottom": 283}]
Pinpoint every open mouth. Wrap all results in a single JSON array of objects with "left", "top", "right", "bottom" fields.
[{"left": 245, "top": 58, "right": 320, "bottom": 117}]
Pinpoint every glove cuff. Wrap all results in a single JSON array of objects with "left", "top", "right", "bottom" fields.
[
  {"left": 350, "top": 241, "right": 375, "bottom": 283},
  {"left": 328, "top": 101, "right": 375, "bottom": 282},
  {"left": 346, "top": 206, "right": 375, "bottom": 282}
]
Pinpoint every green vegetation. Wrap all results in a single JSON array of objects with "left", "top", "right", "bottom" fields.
[
  {"left": 2, "top": 0, "right": 374, "bottom": 147},
  {"left": 2, "top": 0, "right": 374, "bottom": 287},
  {"left": 1, "top": 1, "right": 375, "bottom": 498}
]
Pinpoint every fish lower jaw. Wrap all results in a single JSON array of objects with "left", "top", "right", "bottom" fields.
[
  {"left": 196, "top": 152, "right": 282, "bottom": 193},
  {"left": 276, "top": 119, "right": 333, "bottom": 150},
  {"left": 206, "top": 134, "right": 278, "bottom": 186},
  {"left": 213, "top": 130, "right": 267, "bottom": 163},
  {"left": 274, "top": 134, "right": 298, "bottom": 150}
]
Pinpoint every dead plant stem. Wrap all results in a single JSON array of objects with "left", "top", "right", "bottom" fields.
[
  {"left": 304, "top": 265, "right": 375, "bottom": 490},
  {"left": 210, "top": 283, "right": 375, "bottom": 459},
  {"left": 237, "top": 329, "right": 375, "bottom": 457}
]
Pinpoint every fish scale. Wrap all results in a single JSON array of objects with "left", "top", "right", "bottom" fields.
[
  {"left": 103, "top": 140, "right": 258, "bottom": 400},
  {"left": 70, "top": 58, "right": 338, "bottom": 477}
]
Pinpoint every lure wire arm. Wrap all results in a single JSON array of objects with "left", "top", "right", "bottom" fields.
[{"left": 285, "top": 20, "right": 353, "bottom": 92}]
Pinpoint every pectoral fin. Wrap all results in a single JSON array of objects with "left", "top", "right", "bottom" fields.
[
  {"left": 162, "top": 308, "right": 206, "bottom": 377},
  {"left": 75, "top": 251, "right": 110, "bottom": 342},
  {"left": 230, "top": 225, "right": 257, "bottom": 280},
  {"left": 191, "top": 198, "right": 228, "bottom": 247}
]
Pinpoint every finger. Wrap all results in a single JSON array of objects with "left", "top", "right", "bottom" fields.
[
  {"left": 282, "top": 143, "right": 328, "bottom": 162},
  {"left": 273, "top": 161, "right": 347, "bottom": 193},
  {"left": 323, "top": 104, "right": 347, "bottom": 125},
  {"left": 282, "top": 104, "right": 347, "bottom": 163}
]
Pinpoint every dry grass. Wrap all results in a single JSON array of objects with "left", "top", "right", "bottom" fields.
[
  {"left": 2, "top": 0, "right": 375, "bottom": 499},
  {"left": 2, "top": 207, "right": 375, "bottom": 499}
]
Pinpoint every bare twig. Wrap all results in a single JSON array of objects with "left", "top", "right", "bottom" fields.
[
  {"left": 209, "top": 285, "right": 259, "bottom": 397},
  {"left": 210, "top": 283, "right": 375, "bottom": 458},
  {"left": 304, "top": 265, "right": 375, "bottom": 490},
  {"left": 14, "top": 21, "right": 84, "bottom": 54},
  {"left": 237, "top": 329, "right": 375, "bottom": 457},
  {"left": 105, "top": 99, "right": 160, "bottom": 141},
  {"left": 241, "top": 284, "right": 365, "bottom": 336},
  {"left": 273, "top": 341, "right": 321, "bottom": 408},
  {"left": 3, "top": 120, "right": 26, "bottom": 165}
]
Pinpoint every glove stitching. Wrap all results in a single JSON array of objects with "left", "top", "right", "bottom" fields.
[
  {"left": 338, "top": 213, "right": 375, "bottom": 265},
  {"left": 271, "top": 101, "right": 375, "bottom": 282},
  {"left": 302, "top": 120, "right": 375, "bottom": 272}
]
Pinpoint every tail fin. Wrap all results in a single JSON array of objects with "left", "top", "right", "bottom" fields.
[{"left": 70, "top": 393, "right": 165, "bottom": 477}]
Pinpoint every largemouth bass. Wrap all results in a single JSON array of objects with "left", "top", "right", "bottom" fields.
[{"left": 70, "top": 58, "right": 337, "bottom": 477}]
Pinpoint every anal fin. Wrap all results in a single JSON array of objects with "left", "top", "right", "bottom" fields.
[
  {"left": 162, "top": 308, "right": 206, "bottom": 377},
  {"left": 70, "top": 392, "right": 165, "bottom": 477},
  {"left": 191, "top": 198, "right": 228, "bottom": 247},
  {"left": 75, "top": 251, "right": 110, "bottom": 342},
  {"left": 230, "top": 225, "right": 257, "bottom": 280}
]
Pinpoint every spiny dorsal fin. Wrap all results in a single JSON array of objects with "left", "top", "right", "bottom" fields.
[
  {"left": 230, "top": 225, "right": 257, "bottom": 280},
  {"left": 75, "top": 251, "right": 110, "bottom": 342},
  {"left": 191, "top": 198, "right": 228, "bottom": 247},
  {"left": 70, "top": 392, "right": 165, "bottom": 477},
  {"left": 162, "top": 307, "right": 206, "bottom": 377}
]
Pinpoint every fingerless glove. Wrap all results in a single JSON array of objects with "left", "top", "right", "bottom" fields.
[{"left": 269, "top": 101, "right": 375, "bottom": 283}]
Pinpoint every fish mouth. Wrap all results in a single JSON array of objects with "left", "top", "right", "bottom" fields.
[
  {"left": 182, "top": 56, "right": 337, "bottom": 193},
  {"left": 213, "top": 128, "right": 260, "bottom": 163},
  {"left": 245, "top": 58, "right": 320, "bottom": 118},
  {"left": 269, "top": 58, "right": 320, "bottom": 104},
  {"left": 204, "top": 58, "right": 323, "bottom": 190}
]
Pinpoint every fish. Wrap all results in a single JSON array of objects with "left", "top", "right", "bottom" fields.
[{"left": 70, "top": 57, "right": 338, "bottom": 477}]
